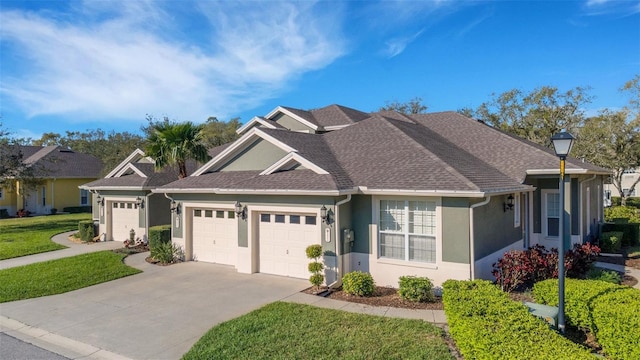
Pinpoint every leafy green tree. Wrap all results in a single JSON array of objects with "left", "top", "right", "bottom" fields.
[
  {"left": 0, "top": 123, "right": 44, "bottom": 194},
  {"left": 145, "top": 121, "right": 211, "bottom": 179},
  {"left": 471, "top": 86, "right": 592, "bottom": 147},
  {"left": 201, "top": 116, "right": 241, "bottom": 148},
  {"left": 379, "top": 97, "right": 428, "bottom": 114}
]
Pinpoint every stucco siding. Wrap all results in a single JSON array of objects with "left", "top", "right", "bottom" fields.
[
  {"left": 350, "top": 195, "right": 372, "bottom": 254},
  {"left": 272, "top": 113, "right": 315, "bottom": 133},
  {"left": 442, "top": 197, "right": 470, "bottom": 264},
  {"left": 218, "top": 139, "right": 287, "bottom": 172},
  {"left": 473, "top": 195, "right": 522, "bottom": 260}
]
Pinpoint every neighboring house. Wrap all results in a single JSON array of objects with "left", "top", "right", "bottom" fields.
[
  {"left": 0, "top": 146, "right": 102, "bottom": 216},
  {"left": 604, "top": 168, "right": 639, "bottom": 199},
  {"left": 151, "top": 104, "right": 608, "bottom": 287},
  {"left": 80, "top": 149, "right": 202, "bottom": 242}
]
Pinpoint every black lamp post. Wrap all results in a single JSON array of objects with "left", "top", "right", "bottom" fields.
[{"left": 550, "top": 131, "right": 575, "bottom": 334}]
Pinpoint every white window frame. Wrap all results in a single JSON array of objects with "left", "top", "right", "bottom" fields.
[
  {"left": 542, "top": 189, "right": 560, "bottom": 238},
  {"left": 378, "top": 199, "right": 438, "bottom": 264},
  {"left": 80, "top": 189, "right": 89, "bottom": 206},
  {"left": 514, "top": 194, "right": 521, "bottom": 228}
]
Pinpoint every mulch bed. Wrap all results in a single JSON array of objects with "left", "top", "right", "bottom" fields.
[{"left": 303, "top": 286, "right": 444, "bottom": 310}]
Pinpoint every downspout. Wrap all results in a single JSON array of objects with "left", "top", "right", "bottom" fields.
[
  {"left": 579, "top": 174, "right": 597, "bottom": 242},
  {"left": 145, "top": 192, "right": 152, "bottom": 243},
  {"left": 329, "top": 194, "right": 352, "bottom": 289},
  {"left": 524, "top": 191, "right": 531, "bottom": 248},
  {"left": 469, "top": 196, "right": 491, "bottom": 280},
  {"left": 51, "top": 178, "right": 55, "bottom": 211}
]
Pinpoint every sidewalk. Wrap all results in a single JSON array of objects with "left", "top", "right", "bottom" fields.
[
  {"left": 282, "top": 292, "right": 448, "bottom": 325},
  {"left": 594, "top": 261, "right": 640, "bottom": 290},
  {"left": 0, "top": 231, "right": 123, "bottom": 270}
]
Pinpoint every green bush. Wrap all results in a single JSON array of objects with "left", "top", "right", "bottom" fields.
[
  {"left": 0, "top": 209, "right": 9, "bottom": 219},
  {"left": 602, "top": 222, "right": 640, "bottom": 246},
  {"left": 605, "top": 206, "right": 640, "bottom": 223},
  {"left": 63, "top": 206, "right": 92, "bottom": 214},
  {"left": 612, "top": 196, "right": 640, "bottom": 208},
  {"left": 585, "top": 268, "right": 622, "bottom": 284},
  {"left": 78, "top": 220, "right": 94, "bottom": 242},
  {"left": 309, "top": 274, "right": 324, "bottom": 288},
  {"left": 149, "top": 225, "right": 171, "bottom": 257},
  {"left": 153, "top": 242, "right": 183, "bottom": 264},
  {"left": 308, "top": 262, "right": 323, "bottom": 273},
  {"left": 533, "top": 279, "right": 640, "bottom": 360},
  {"left": 398, "top": 276, "right": 435, "bottom": 302},
  {"left": 342, "top": 271, "right": 375, "bottom": 297},
  {"left": 442, "top": 280, "right": 593, "bottom": 360},
  {"left": 599, "top": 232, "right": 623, "bottom": 253},
  {"left": 305, "top": 244, "right": 323, "bottom": 259}
]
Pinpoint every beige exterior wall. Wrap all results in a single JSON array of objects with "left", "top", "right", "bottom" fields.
[{"left": 604, "top": 169, "right": 639, "bottom": 198}]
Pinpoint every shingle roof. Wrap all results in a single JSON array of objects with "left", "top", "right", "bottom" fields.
[
  {"left": 157, "top": 106, "right": 608, "bottom": 195},
  {"left": 19, "top": 146, "right": 103, "bottom": 178},
  {"left": 278, "top": 104, "right": 371, "bottom": 130}
]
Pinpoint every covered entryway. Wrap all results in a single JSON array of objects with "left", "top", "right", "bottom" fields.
[
  {"left": 258, "top": 212, "right": 320, "bottom": 279},
  {"left": 109, "top": 201, "right": 139, "bottom": 241},
  {"left": 192, "top": 208, "right": 237, "bottom": 265}
]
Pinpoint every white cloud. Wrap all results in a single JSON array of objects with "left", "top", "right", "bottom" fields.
[
  {"left": 0, "top": 1, "right": 345, "bottom": 123},
  {"left": 383, "top": 29, "right": 425, "bottom": 58}
]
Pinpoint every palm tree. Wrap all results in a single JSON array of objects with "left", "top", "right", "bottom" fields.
[{"left": 145, "top": 121, "right": 210, "bottom": 179}]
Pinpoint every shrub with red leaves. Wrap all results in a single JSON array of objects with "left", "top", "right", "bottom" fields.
[{"left": 492, "top": 243, "right": 601, "bottom": 292}]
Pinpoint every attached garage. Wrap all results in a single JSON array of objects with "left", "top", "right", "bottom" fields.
[
  {"left": 191, "top": 208, "right": 237, "bottom": 265},
  {"left": 109, "top": 201, "right": 139, "bottom": 241},
  {"left": 258, "top": 212, "right": 320, "bottom": 279}
]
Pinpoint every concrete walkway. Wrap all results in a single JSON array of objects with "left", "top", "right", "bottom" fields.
[
  {"left": 594, "top": 261, "right": 640, "bottom": 290},
  {"left": 0, "top": 231, "right": 122, "bottom": 270}
]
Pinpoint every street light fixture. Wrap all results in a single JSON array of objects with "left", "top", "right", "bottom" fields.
[{"left": 550, "top": 131, "right": 576, "bottom": 335}]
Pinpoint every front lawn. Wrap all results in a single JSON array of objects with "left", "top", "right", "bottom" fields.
[
  {"left": 0, "top": 213, "right": 91, "bottom": 260},
  {"left": 183, "top": 302, "right": 453, "bottom": 360},
  {"left": 0, "top": 251, "right": 141, "bottom": 303}
]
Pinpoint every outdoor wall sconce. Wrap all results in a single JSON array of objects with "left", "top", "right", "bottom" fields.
[
  {"left": 170, "top": 200, "right": 181, "bottom": 214},
  {"left": 135, "top": 196, "right": 144, "bottom": 207},
  {"left": 96, "top": 195, "right": 104, "bottom": 206},
  {"left": 503, "top": 194, "right": 514, "bottom": 212},
  {"left": 235, "top": 201, "right": 247, "bottom": 220},
  {"left": 320, "top": 205, "right": 328, "bottom": 223}
]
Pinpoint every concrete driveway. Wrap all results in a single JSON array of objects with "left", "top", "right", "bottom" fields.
[{"left": 0, "top": 252, "right": 308, "bottom": 359}]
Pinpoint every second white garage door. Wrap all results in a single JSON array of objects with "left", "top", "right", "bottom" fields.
[
  {"left": 259, "top": 212, "right": 320, "bottom": 279},
  {"left": 110, "top": 202, "right": 139, "bottom": 241},
  {"left": 192, "top": 209, "right": 237, "bottom": 265}
]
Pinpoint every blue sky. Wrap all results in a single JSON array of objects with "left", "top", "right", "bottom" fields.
[{"left": 1, "top": 0, "right": 639, "bottom": 140}]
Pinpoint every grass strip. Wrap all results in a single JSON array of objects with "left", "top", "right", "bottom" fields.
[
  {"left": 0, "top": 213, "right": 91, "bottom": 260},
  {"left": 183, "top": 301, "right": 453, "bottom": 360},
  {"left": 0, "top": 250, "right": 141, "bottom": 302}
]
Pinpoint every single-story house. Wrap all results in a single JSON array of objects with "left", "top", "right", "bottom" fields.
[
  {"left": 151, "top": 104, "right": 608, "bottom": 287},
  {"left": 0, "top": 145, "right": 102, "bottom": 216},
  {"left": 80, "top": 149, "right": 203, "bottom": 242}
]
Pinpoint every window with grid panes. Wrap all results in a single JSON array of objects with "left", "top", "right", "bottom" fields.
[{"left": 379, "top": 200, "right": 436, "bottom": 263}]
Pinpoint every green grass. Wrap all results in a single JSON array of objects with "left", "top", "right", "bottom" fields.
[
  {"left": 183, "top": 302, "right": 453, "bottom": 360},
  {"left": 0, "top": 213, "right": 91, "bottom": 260},
  {"left": 627, "top": 245, "right": 640, "bottom": 258},
  {"left": 0, "top": 251, "right": 141, "bottom": 303}
]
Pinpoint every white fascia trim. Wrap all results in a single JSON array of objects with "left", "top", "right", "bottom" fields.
[
  {"left": 266, "top": 106, "right": 319, "bottom": 131},
  {"left": 527, "top": 169, "right": 610, "bottom": 175},
  {"left": 151, "top": 188, "right": 343, "bottom": 196},
  {"left": 357, "top": 186, "right": 533, "bottom": 197},
  {"left": 236, "top": 116, "right": 276, "bottom": 135},
  {"left": 324, "top": 124, "right": 351, "bottom": 131},
  {"left": 82, "top": 186, "right": 149, "bottom": 191},
  {"left": 114, "top": 163, "right": 148, "bottom": 178},
  {"left": 104, "top": 149, "right": 151, "bottom": 178},
  {"left": 260, "top": 153, "right": 329, "bottom": 175},
  {"left": 192, "top": 127, "right": 297, "bottom": 176}
]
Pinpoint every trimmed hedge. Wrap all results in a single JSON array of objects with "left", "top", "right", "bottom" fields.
[
  {"left": 533, "top": 279, "right": 640, "bottom": 360},
  {"left": 599, "top": 231, "right": 624, "bottom": 253},
  {"left": 442, "top": 280, "right": 594, "bottom": 360},
  {"left": 342, "top": 271, "right": 375, "bottom": 297},
  {"left": 601, "top": 222, "right": 640, "bottom": 246},
  {"left": 398, "top": 276, "right": 435, "bottom": 302},
  {"left": 149, "top": 225, "right": 171, "bottom": 258},
  {"left": 78, "top": 220, "right": 95, "bottom": 242},
  {"left": 0, "top": 209, "right": 9, "bottom": 219},
  {"left": 63, "top": 206, "right": 92, "bottom": 214}
]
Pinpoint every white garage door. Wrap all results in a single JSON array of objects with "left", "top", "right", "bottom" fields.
[
  {"left": 111, "top": 202, "right": 139, "bottom": 241},
  {"left": 259, "top": 212, "right": 320, "bottom": 279},
  {"left": 192, "top": 208, "right": 237, "bottom": 265}
]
